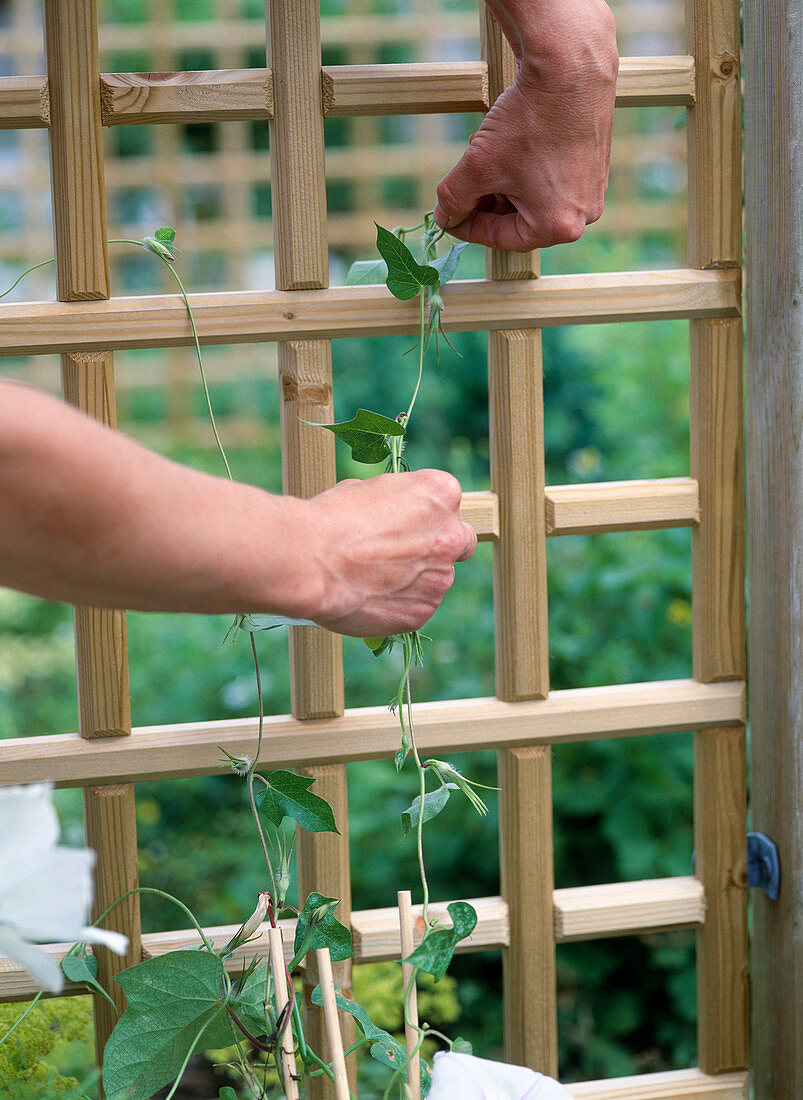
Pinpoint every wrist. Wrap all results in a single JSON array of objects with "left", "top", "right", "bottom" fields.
[{"left": 512, "top": 0, "right": 618, "bottom": 83}]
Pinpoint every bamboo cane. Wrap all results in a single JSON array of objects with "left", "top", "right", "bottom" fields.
[
  {"left": 268, "top": 927, "right": 300, "bottom": 1100},
  {"left": 398, "top": 890, "right": 421, "bottom": 1100},
  {"left": 315, "top": 947, "right": 351, "bottom": 1100}
]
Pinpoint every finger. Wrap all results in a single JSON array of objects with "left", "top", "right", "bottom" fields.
[
  {"left": 456, "top": 522, "right": 478, "bottom": 563},
  {"left": 433, "top": 149, "right": 496, "bottom": 230},
  {"left": 446, "top": 206, "right": 585, "bottom": 252}
]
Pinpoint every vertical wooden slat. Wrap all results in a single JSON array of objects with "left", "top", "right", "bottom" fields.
[
  {"left": 744, "top": 0, "right": 803, "bottom": 1093},
  {"left": 42, "top": 0, "right": 141, "bottom": 1071},
  {"left": 267, "top": 2, "right": 353, "bottom": 1093},
  {"left": 499, "top": 746, "right": 557, "bottom": 1076},
  {"left": 483, "top": 4, "right": 555, "bottom": 1075},
  {"left": 686, "top": 0, "right": 748, "bottom": 1077}
]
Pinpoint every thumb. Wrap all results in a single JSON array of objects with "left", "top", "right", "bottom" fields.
[{"left": 433, "top": 147, "right": 490, "bottom": 230}]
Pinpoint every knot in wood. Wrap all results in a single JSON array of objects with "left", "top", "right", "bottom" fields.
[{"left": 713, "top": 52, "right": 738, "bottom": 82}]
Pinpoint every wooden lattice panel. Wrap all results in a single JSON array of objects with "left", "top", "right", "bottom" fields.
[{"left": 0, "top": 0, "right": 747, "bottom": 1097}]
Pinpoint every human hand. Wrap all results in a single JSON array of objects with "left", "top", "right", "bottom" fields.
[
  {"left": 433, "top": 0, "right": 618, "bottom": 251},
  {"left": 298, "top": 469, "right": 477, "bottom": 637}
]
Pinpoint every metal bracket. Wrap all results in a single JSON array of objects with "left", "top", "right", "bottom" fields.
[
  {"left": 691, "top": 832, "right": 780, "bottom": 900},
  {"left": 747, "top": 832, "right": 780, "bottom": 900}
]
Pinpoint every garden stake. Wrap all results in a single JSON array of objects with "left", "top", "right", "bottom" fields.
[
  {"left": 268, "top": 927, "right": 300, "bottom": 1100},
  {"left": 315, "top": 947, "right": 350, "bottom": 1100},
  {"left": 398, "top": 889, "right": 421, "bottom": 1100}
]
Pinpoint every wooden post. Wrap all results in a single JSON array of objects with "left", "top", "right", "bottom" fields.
[
  {"left": 42, "top": 0, "right": 141, "bottom": 1072},
  {"left": 482, "top": 4, "right": 556, "bottom": 1075},
  {"left": 267, "top": 8, "right": 353, "bottom": 1094},
  {"left": 686, "top": 0, "right": 749, "bottom": 1077},
  {"left": 744, "top": 1, "right": 803, "bottom": 1093}
]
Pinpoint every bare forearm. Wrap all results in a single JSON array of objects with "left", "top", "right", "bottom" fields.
[
  {"left": 0, "top": 381, "right": 312, "bottom": 615},
  {"left": 485, "top": 0, "right": 616, "bottom": 61},
  {"left": 0, "top": 382, "right": 476, "bottom": 635}
]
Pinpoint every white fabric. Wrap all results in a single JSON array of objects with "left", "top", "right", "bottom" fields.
[
  {"left": 0, "top": 784, "right": 128, "bottom": 993},
  {"left": 428, "top": 1052, "right": 573, "bottom": 1100}
]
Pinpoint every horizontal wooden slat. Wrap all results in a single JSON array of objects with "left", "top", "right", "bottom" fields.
[
  {"left": 0, "top": 270, "right": 740, "bottom": 359},
  {"left": 616, "top": 56, "right": 695, "bottom": 105},
  {"left": 0, "top": 56, "right": 695, "bottom": 129},
  {"left": 99, "top": 69, "right": 274, "bottom": 125},
  {"left": 459, "top": 490, "right": 499, "bottom": 540},
  {"left": 0, "top": 877, "right": 713, "bottom": 1002},
  {"left": 0, "top": 76, "right": 49, "bottom": 129},
  {"left": 554, "top": 876, "right": 705, "bottom": 941},
  {"left": 0, "top": 679, "right": 744, "bottom": 788},
  {"left": 567, "top": 1069, "right": 748, "bottom": 1099},
  {"left": 352, "top": 895, "right": 506, "bottom": 962},
  {"left": 546, "top": 478, "right": 700, "bottom": 536}
]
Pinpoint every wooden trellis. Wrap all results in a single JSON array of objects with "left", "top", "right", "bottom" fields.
[{"left": 0, "top": 1, "right": 748, "bottom": 1097}]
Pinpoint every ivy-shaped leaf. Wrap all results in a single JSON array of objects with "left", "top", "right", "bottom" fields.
[
  {"left": 257, "top": 770, "right": 339, "bottom": 834},
  {"left": 405, "top": 901, "right": 478, "bottom": 981},
  {"left": 345, "top": 258, "right": 389, "bottom": 286},
  {"left": 401, "top": 784, "right": 457, "bottom": 836},
  {"left": 308, "top": 408, "right": 405, "bottom": 465},
  {"left": 430, "top": 241, "right": 468, "bottom": 287},
  {"left": 61, "top": 950, "right": 116, "bottom": 1010},
  {"left": 293, "top": 892, "right": 354, "bottom": 963},
  {"left": 102, "top": 951, "right": 234, "bottom": 1100},
  {"left": 309, "top": 986, "right": 405, "bottom": 1077},
  {"left": 375, "top": 224, "right": 439, "bottom": 301}
]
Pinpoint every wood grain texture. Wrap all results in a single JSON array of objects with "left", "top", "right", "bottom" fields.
[
  {"left": 315, "top": 949, "right": 351, "bottom": 1100},
  {"left": 100, "top": 68, "right": 273, "bottom": 125},
  {"left": 744, "top": 1, "right": 803, "bottom": 1092},
  {"left": 567, "top": 1068, "right": 748, "bottom": 1099},
  {"left": 616, "top": 56, "right": 695, "bottom": 105},
  {"left": 0, "top": 270, "right": 742, "bottom": 358},
  {"left": 280, "top": 340, "right": 344, "bottom": 720},
  {"left": 0, "top": 76, "right": 49, "bottom": 127},
  {"left": 43, "top": 0, "right": 109, "bottom": 301},
  {"left": 43, "top": 1, "right": 140, "bottom": 1071},
  {"left": 499, "top": 746, "right": 557, "bottom": 1074},
  {"left": 686, "top": 0, "right": 742, "bottom": 269},
  {"left": 62, "top": 354, "right": 132, "bottom": 740},
  {"left": 323, "top": 61, "right": 488, "bottom": 116},
  {"left": 297, "top": 766, "right": 355, "bottom": 1099},
  {"left": 693, "top": 728, "right": 749, "bottom": 1073},
  {"left": 82, "top": 787, "right": 141, "bottom": 1054},
  {"left": 690, "top": 320, "right": 744, "bottom": 681},
  {"left": 0, "top": 679, "right": 745, "bottom": 787},
  {"left": 547, "top": 478, "right": 699, "bottom": 536},
  {"left": 266, "top": 0, "right": 327, "bottom": 290},
  {"left": 481, "top": 7, "right": 537, "bottom": 281},
  {"left": 489, "top": 331, "right": 549, "bottom": 699},
  {"left": 555, "top": 876, "right": 704, "bottom": 941}
]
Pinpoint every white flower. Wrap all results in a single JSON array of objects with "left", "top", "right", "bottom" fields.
[
  {"left": 428, "top": 1052, "right": 573, "bottom": 1100},
  {"left": 0, "top": 784, "right": 129, "bottom": 994}
]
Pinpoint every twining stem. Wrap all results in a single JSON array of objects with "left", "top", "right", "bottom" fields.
[
  {"left": 91, "top": 885, "right": 215, "bottom": 952},
  {"left": 162, "top": 1017, "right": 215, "bottom": 1100},
  {"left": 404, "top": 291, "right": 427, "bottom": 425},
  {"left": 0, "top": 991, "right": 43, "bottom": 1046},
  {"left": 405, "top": 665, "right": 430, "bottom": 924},
  {"left": 247, "top": 632, "right": 279, "bottom": 908},
  {"left": 0, "top": 257, "right": 55, "bottom": 299}
]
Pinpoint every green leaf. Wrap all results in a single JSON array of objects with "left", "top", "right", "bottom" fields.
[
  {"left": 451, "top": 1036, "right": 473, "bottom": 1054},
  {"left": 310, "top": 985, "right": 407, "bottom": 1074},
  {"left": 401, "top": 784, "right": 457, "bottom": 836},
  {"left": 219, "top": 1089, "right": 239, "bottom": 1100},
  {"left": 257, "top": 770, "right": 339, "bottom": 834},
  {"left": 308, "top": 408, "right": 405, "bottom": 465},
  {"left": 294, "top": 892, "right": 354, "bottom": 963},
  {"left": 430, "top": 241, "right": 468, "bottom": 286},
  {"left": 102, "top": 951, "right": 234, "bottom": 1100},
  {"left": 345, "top": 258, "right": 389, "bottom": 286},
  {"left": 375, "top": 224, "right": 439, "bottom": 301},
  {"left": 61, "top": 951, "right": 117, "bottom": 1010},
  {"left": 239, "top": 613, "right": 318, "bottom": 631},
  {"left": 230, "top": 961, "right": 274, "bottom": 1038},
  {"left": 405, "top": 901, "right": 477, "bottom": 981},
  {"left": 395, "top": 728, "right": 410, "bottom": 772},
  {"left": 154, "top": 226, "right": 176, "bottom": 248}
]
